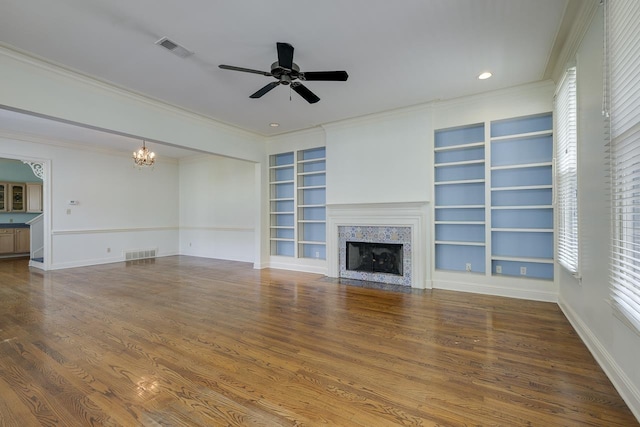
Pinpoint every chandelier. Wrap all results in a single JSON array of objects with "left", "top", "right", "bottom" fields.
[{"left": 133, "top": 140, "right": 156, "bottom": 167}]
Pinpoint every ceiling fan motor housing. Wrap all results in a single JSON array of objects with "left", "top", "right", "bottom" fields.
[{"left": 271, "top": 61, "right": 300, "bottom": 84}]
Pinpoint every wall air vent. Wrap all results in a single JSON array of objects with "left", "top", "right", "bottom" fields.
[
  {"left": 155, "top": 37, "right": 193, "bottom": 58},
  {"left": 124, "top": 248, "right": 157, "bottom": 261}
]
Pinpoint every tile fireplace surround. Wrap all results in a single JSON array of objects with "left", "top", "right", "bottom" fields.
[{"left": 326, "top": 202, "right": 430, "bottom": 289}]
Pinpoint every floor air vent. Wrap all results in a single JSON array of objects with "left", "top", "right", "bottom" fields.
[{"left": 124, "top": 248, "right": 157, "bottom": 261}]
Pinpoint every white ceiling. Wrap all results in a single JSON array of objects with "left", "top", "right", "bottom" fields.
[{"left": 0, "top": 0, "right": 575, "bottom": 155}]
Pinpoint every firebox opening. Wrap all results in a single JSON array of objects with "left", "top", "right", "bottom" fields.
[{"left": 346, "top": 242, "right": 403, "bottom": 276}]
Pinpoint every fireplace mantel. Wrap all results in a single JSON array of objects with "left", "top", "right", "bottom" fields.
[{"left": 326, "top": 202, "right": 430, "bottom": 289}]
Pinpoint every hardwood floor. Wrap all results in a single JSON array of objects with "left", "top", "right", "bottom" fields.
[{"left": 0, "top": 256, "right": 637, "bottom": 426}]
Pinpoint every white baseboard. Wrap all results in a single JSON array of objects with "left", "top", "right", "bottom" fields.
[
  {"left": 433, "top": 278, "right": 558, "bottom": 302},
  {"left": 558, "top": 297, "right": 640, "bottom": 422},
  {"left": 49, "top": 251, "right": 179, "bottom": 270}
]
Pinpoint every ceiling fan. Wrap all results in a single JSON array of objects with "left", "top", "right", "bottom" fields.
[{"left": 219, "top": 42, "right": 348, "bottom": 104}]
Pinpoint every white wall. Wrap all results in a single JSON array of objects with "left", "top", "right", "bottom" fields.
[
  {"left": 324, "top": 108, "right": 432, "bottom": 205},
  {"left": 179, "top": 155, "right": 256, "bottom": 263},
  {"left": 556, "top": 7, "right": 640, "bottom": 420},
  {"left": 0, "top": 133, "right": 180, "bottom": 269},
  {"left": 0, "top": 46, "right": 265, "bottom": 162}
]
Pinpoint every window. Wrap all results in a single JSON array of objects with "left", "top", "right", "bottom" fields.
[
  {"left": 605, "top": 0, "right": 640, "bottom": 331},
  {"left": 555, "top": 66, "right": 579, "bottom": 276}
]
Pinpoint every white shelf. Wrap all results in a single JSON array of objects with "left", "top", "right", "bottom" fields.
[
  {"left": 434, "top": 179, "right": 485, "bottom": 185},
  {"left": 491, "top": 228, "right": 553, "bottom": 233},
  {"left": 435, "top": 205, "right": 485, "bottom": 209},
  {"left": 435, "top": 221, "right": 485, "bottom": 225},
  {"left": 270, "top": 197, "right": 294, "bottom": 202},
  {"left": 435, "top": 240, "right": 485, "bottom": 247},
  {"left": 298, "top": 220, "right": 326, "bottom": 223},
  {"left": 490, "top": 130, "right": 552, "bottom": 141},
  {"left": 491, "top": 161, "right": 552, "bottom": 171},
  {"left": 270, "top": 226, "right": 294, "bottom": 229},
  {"left": 299, "top": 240, "right": 326, "bottom": 245},
  {"left": 299, "top": 185, "right": 326, "bottom": 190},
  {"left": 491, "top": 205, "right": 553, "bottom": 210},
  {"left": 272, "top": 179, "right": 295, "bottom": 184},
  {"left": 299, "top": 204, "right": 325, "bottom": 208},
  {"left": 270, "top": 238, "right": 294, "bottom": 242},
  {"left": 269, "top": 164, "right": 294, "bottom": 170},
  {"left": 491, "top": 255, "right": 554, "bottom": 264},
  {"left": 298, "top": 157, "right": 326, "bottom": 164},
  {"left": 491, "top": 185, "right": 552, "bottom": 192},
  {"left": 434, "top": 159, "right": 484, "bottom": 167},
  {"left": 434, "top": 141, "right": 484, "bottom": 152},
  {"left": 298, "top": 171, "right": 325, "bottom": 176},
  {"left": 270, "top": 211, "right": 294, "bottom": 215}
]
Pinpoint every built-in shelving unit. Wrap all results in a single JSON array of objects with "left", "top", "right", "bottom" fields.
[
  {"left": 297, "top": 147, "right": 326, "bottom": 260},
  {"left": 269, "top": 152, "right": 295, "bottom": 256},
  {"left": 434, "top": 112, "right": 554, "bottom": 281},
  {"left": 269, "top": 147, "right": 326, "bottom": 259},
  {"left": 434, "top": 123, "right": 486, "bottom": 273},
  {"left": 490, "top": 113, "right": 554, "bottom": 280}
]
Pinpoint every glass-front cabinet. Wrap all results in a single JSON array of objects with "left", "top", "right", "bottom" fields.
[
  {"left": 10, "top": 184, "right": 25, "bottom": 212},
  {"left": 0, "top": 183, "right": 6, "bottom": 212}
]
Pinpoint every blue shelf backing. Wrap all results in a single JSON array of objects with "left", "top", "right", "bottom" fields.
[
  {"left": 435, "top": 163, "right": 484, "bottom": 181},
  {"left": 491, "top": 134, "right": 552, "bottom": 166},
  {"left": 492, "top": 208, "right": 553, "bottom": 229},
  {"left": 301, "top": 147, "right": 326, "bottom": 160},
  {"left": 301, "top": 173, "right": 326, "bottom": 187},
  {"left": 435, "top": 182, "right": 485, "bottom": 206},
  {"left": 301, "top": 206, "right": 325, "bottom": 220},
  {"left": 435, "top": 145, "right": 484, "bottom": 163},
  {"left": 273, "top": 152, "right": 294, "bottom": 166},
  {"left": 435, "top": 123, "right": 485, "bottom": 148},
  {"left": 492, "top": 260, "right": 554, "bottom": 280},
  {"left": 272, "top": 228, "right": 294, "bottom": 239},
  {"left": 435, "top": 244, "right": 486, "bottom": 273},
  {"left": 300, "top": 222, "right": 326, "bottom": 242},
  {"left": 273, "top": 167, "right": 294, "bottom": 181},
  {"left": 436, "top": 224, "right": 485, "bottom": 243},
  {"left": 301, "top": 243, "right": 326, "bottom": 259},
  {"left": 273, "top": 200, "right": 294, "bottom": 212},
  {"left": 492, "top": 231, "right": 553, "bottom": 259},
  {"left": 492, "top": 188, "right": 552, "bottom": 207},
  {"left": 435, "top": 207, "right": 485, "bottom": 222},
  {"left": 274, "top": 182, "right": 294, "bottom": 199},
  {"left": 492, "top": 166, "right": 552, "bottom": 187},
  {"left": 273, "top": 240, "right": 295, "bottom": 257},
  {"left": 491, "top": 113, "right": 553, "bottom": 138}
]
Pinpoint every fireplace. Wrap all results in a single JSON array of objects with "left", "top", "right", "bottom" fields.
[
  {"left": 346, "top": 242, "right": 403, "bottom": 275},
  {"left": 326, "top": 202, "right": 430, "bottom": 289},
  {"left": 338, "top": 225, "right": 412, "bottom": 286}
]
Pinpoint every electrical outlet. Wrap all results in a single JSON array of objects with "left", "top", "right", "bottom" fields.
[
  {"left": 496, "top": 265, "right": 502, "bottom": 274},
  {"left": 66, "top": 209, "right": 71, "bottom": 215},
  {"left": 465, "top": 263, "right": 472, "bottom": 272},
  {"left": 315, "top": 251, "right": 320, "bottom": 258},
  {"left": 107, "top": 248, "right": 111, "bottom": 253},
  {"left": 520, "top": 266, "right": 527, "bottom": 276}
]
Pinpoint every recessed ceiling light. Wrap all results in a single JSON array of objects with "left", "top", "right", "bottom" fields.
[
  {"left": 269, "top": 123, "right": 280, "bottom": 127},
  {"left": 478, "top": 72, "right": 493, "bottom": 80}
]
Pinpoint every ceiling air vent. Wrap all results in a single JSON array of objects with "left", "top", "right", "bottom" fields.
[{"left": 155, "top": 37, "right": 193, "bottom": 58}]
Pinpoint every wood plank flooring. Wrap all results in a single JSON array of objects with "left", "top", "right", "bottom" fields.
[{"left": 0, "top": 256, "right": 637, "bottom": 426}]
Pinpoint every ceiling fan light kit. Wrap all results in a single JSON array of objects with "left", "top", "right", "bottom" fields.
[{"left": 219, "top": 42, "right": 348, "bottom": 104}]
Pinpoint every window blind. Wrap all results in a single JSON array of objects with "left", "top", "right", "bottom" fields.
[
  {"left": 555, "top": 67, "right": 579, "bottom": 275},
  {"left": 605, "top": 0, "right": 640, "bottom": 332}
]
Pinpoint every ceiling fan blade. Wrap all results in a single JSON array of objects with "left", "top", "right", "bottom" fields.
[
  {"left": 301, "top": 71, "right": 349, "bottom": 81},
  {"left": 277, "top": 42, "right": 294, "bottom": 70},
  {"left": 250, "top": 81, "right": 280, "bottom": 98},
  {"left": 219, "top": 64, "right": 272, "bottom": 76},
  {"left": 291, "top": 82, "right": 320, "bottom": 104}
]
